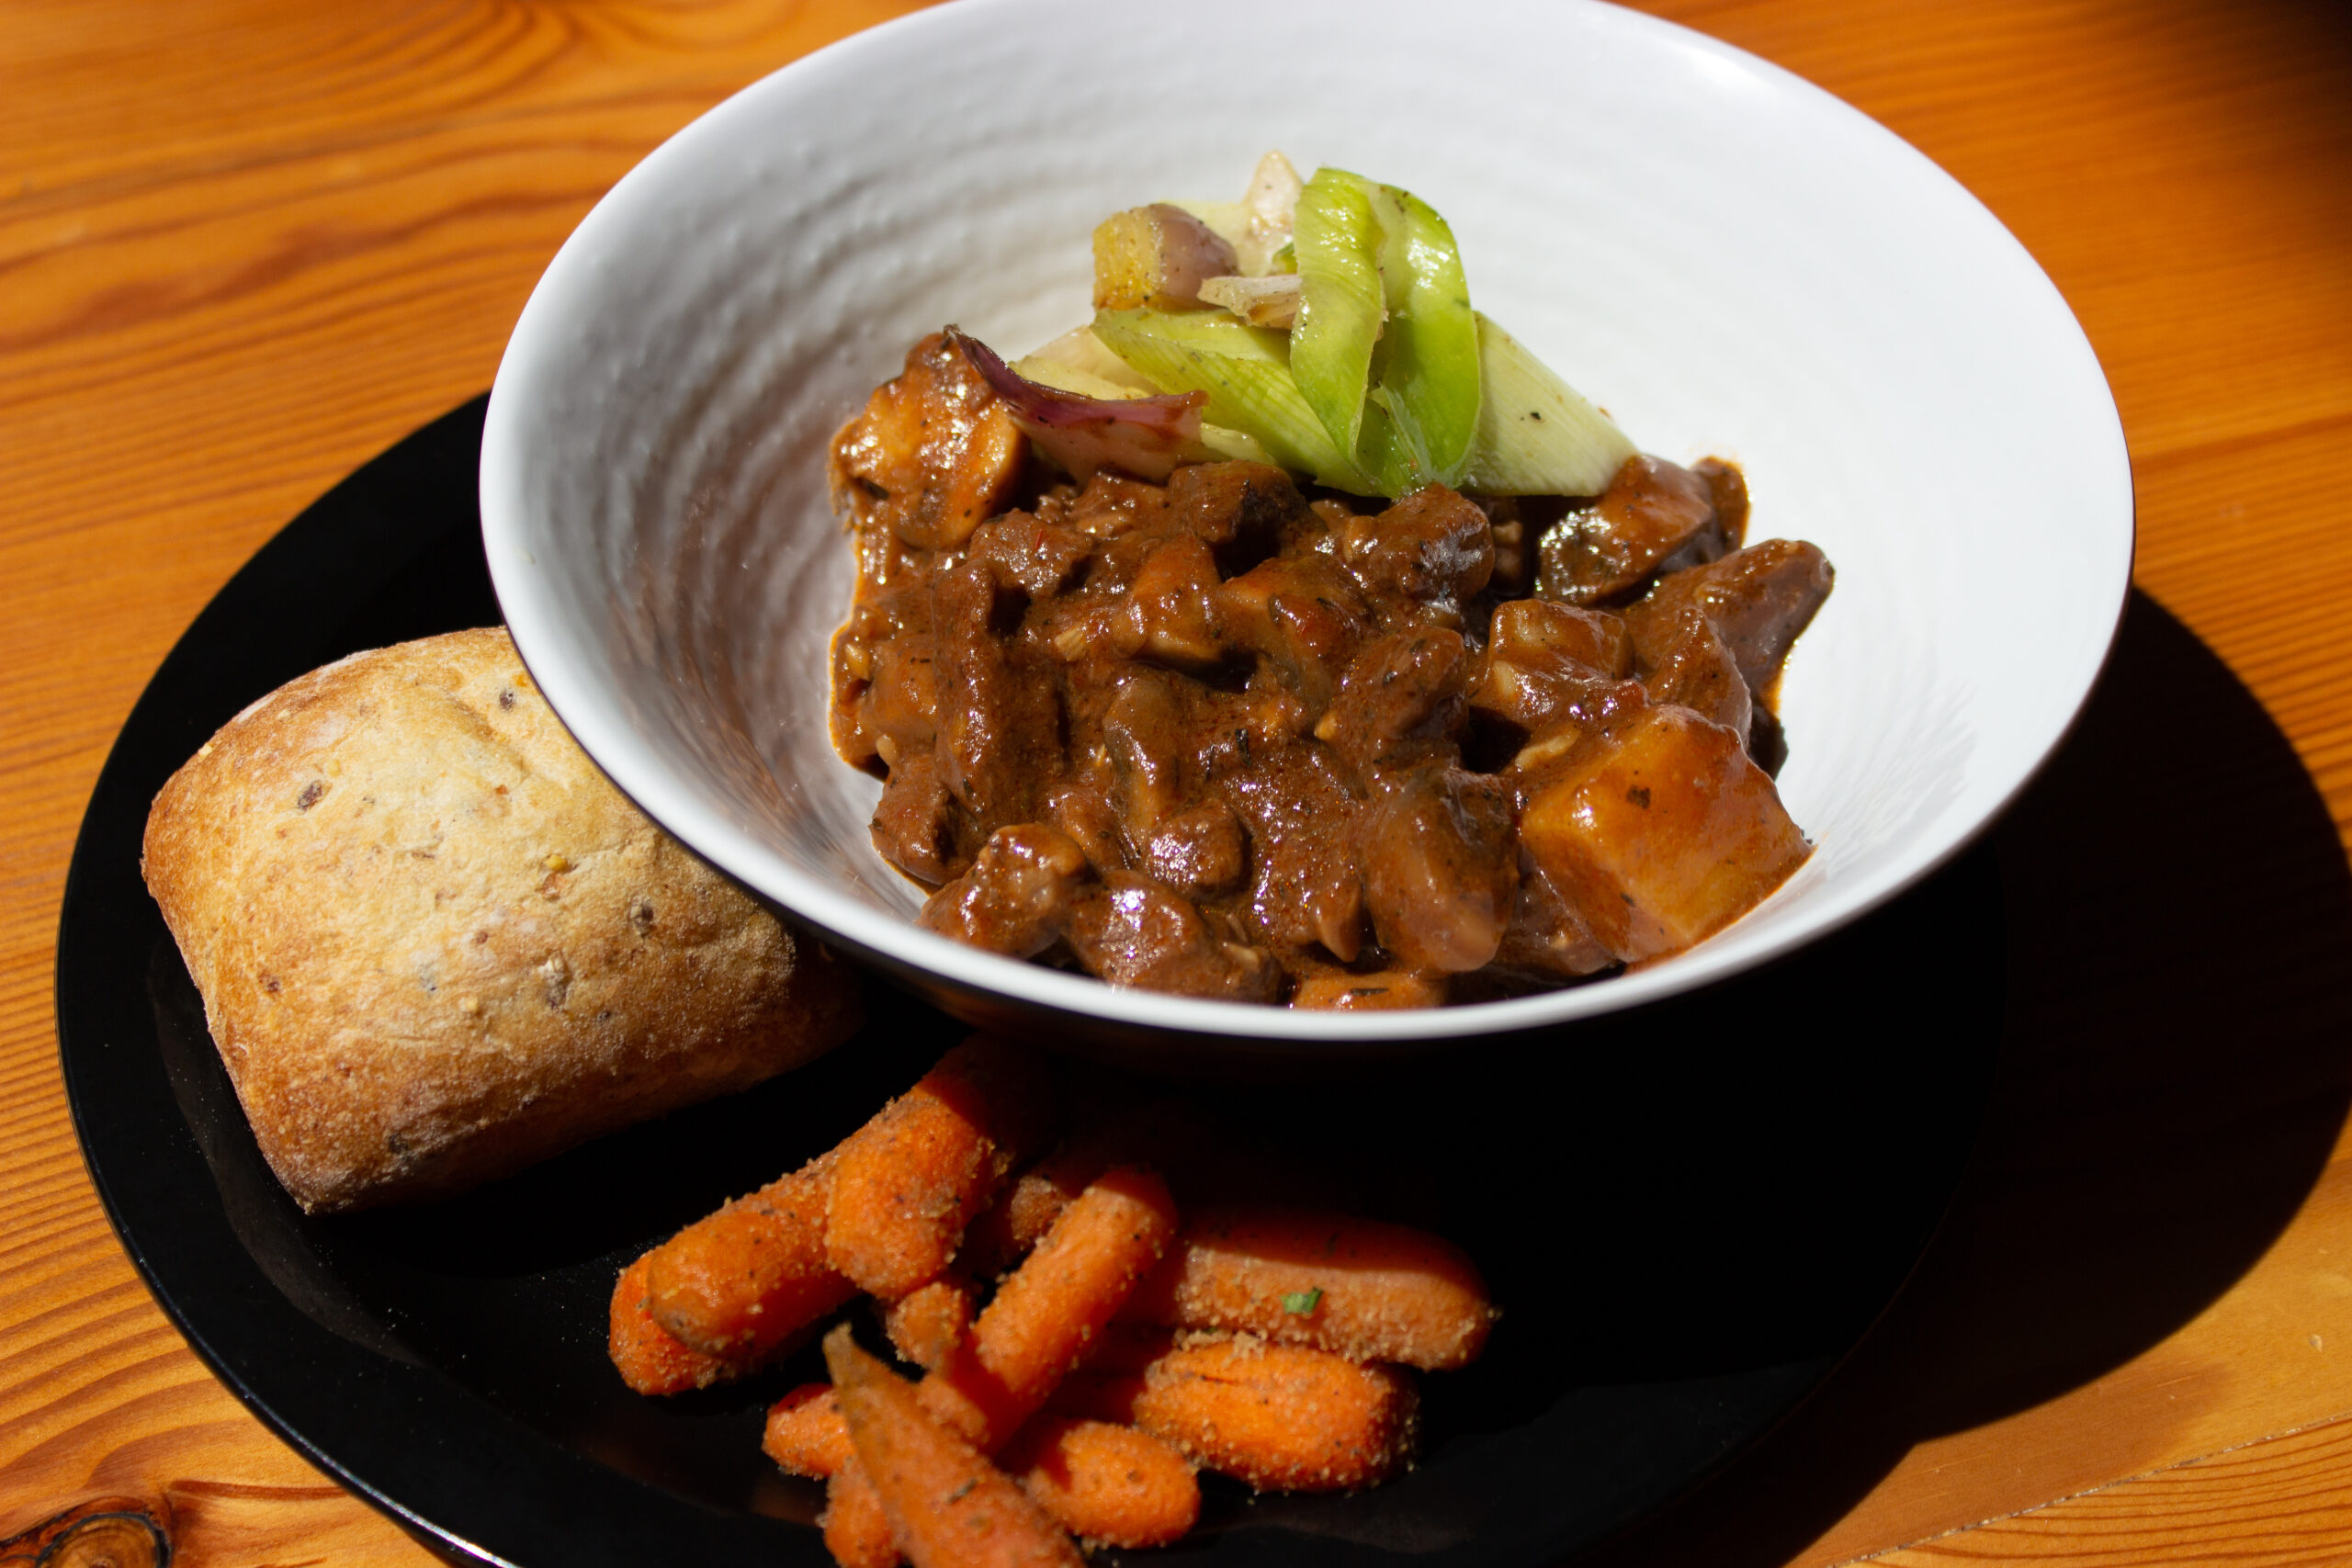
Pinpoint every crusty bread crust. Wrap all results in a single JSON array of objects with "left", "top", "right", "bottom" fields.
[{"left": 141, "top": 626, "right": 861, "bottom": 1213}]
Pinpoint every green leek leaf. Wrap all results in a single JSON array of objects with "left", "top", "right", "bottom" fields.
[
  {"left": 1374, "top": 189, "right": 1481, "bottom": 487},
  {"left": 1092, "top": 307, "right": 1373, "bottom": 492},
  {"left": 1290, "top": 169, "right": 1389, "bottom": 460},
  {"left": 1461, "top": 314, "right": 1638, "bottom": 497}
]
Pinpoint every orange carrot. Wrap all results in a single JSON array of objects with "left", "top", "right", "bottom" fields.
[
  {"left": 826, "top": 1325, "right": 1083, "bottom": 1568},
  {"left": 607, "top": 1252, "right": 746, "bottom": 1395},
  {"left": 1118, "top": 1204, "right": 1496, "bottom": 1370},
  {"left": 957, "top": 1156, "right": 1097, "bottom": 1281},
  {"left": 765, "top": 1384, "right": 852, "bottom": 1479},
  {"left": 956, "top": 1100, "right": 1236, "bottom": 1281},
  {"left": 828, "top": 1038, "right": 1057, "bottom": 1297},
  {"left": 763, "top": 1387, "right": 1196, "bottom": 1549},
  {"left": 1051, "top": 1329, "right": 1419, "bottom": 1493},
  {"left": 822, "top": 1462, "right": 899, "bottom": 1568},
  {"left": 998, "top": 1416, "right": 1199, "bottom": 1549},
  {"left": 922, "top": 1166, "right": 1179, "bottom": 1451},
  {"left": 883, "top": 1275, "right": 974, "bottom": 1371},
  {"left": 645, "top": 1150, "right": 856, "bottom": 1359}
]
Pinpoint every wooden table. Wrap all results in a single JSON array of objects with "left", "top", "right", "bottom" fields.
[{"left": 5, "top": 1, "right": 2349, "bottom": 1562}]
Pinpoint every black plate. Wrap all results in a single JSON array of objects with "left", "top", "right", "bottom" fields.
[{"left": 56, "top": 399, "right": 2001, "bottom": 1567}]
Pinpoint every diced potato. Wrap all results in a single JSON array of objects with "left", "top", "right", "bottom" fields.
[
  {"left": 1093, "top": 205, "right": 1239, "bottom": 311},
  {"left": 1519, "top": 705, "right": 1809, "bottom": 962}
]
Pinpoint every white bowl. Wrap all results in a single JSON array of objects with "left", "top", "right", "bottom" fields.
[{"left": 481, "top": 0, "right": 2132, "bottom": 1056}]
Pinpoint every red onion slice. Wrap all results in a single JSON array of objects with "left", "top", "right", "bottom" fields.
[{"left": 949, "top": 327, "right": 1206, "bottom": 483}]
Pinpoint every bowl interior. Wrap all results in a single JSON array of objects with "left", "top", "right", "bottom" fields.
[{"left": 481, "top": 0, "right": 2131, "bottom": 1045}]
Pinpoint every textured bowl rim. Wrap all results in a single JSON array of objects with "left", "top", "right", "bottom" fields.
[{"left": 481, "top": 0, "right": 2134, "bottom": 1046}]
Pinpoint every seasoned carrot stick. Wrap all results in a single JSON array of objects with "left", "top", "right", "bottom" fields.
[
  {"left": 765, "top": 1384, "right": 852, "bottom": 1479},
  {"left": 764, "top": 1387, "right": 1197, "bottom": 1548},
  {"left": 828, "top": 1038, "right": 1057, "bottom": 1297},
  {"left": 607, "top": 1252, "right": 746, "bottom": 1395},
  {"left": 1117, "top": 1204, "right": 1497, "bottom": 1370},
  {"left": 826, "top": 1325, "right": 1083, "bottom": 1568},
  {"left": 922, "top": 1166, "right": 1179, "bottom": 1451},
  {"left": 955, "top": 1100, "right": 1232, "bottom": 1280},
  {"left": 883, "top": 1275, "right": 974, "bottom": 1371},
  {"left": 957, "top": 1155, "right": 1098, "bottom": 1281},
  {"left": 1050, "top": 1329, "right": 1419, "bottom": 1492},
  {"left": 644, "top": 1150, "right": 856, "bottom": 1359},
  {"left": 998, "top": 1416, "right": 1199, "bottom": 1549},
  {"left": 822, "top": 1462, "right": 899, "bottom": 1568}
]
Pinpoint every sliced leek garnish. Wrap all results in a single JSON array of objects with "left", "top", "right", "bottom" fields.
[
  {"left": 1092, "top": 307, "right": 1373, "bottom": 492},
  {"left": 1459, "top": 314, "right": 1637, "bottom": 497}
]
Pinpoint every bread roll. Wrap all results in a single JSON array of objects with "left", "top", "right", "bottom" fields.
[{"left": 142, "top": 626, "right": 861, "bottom": 1213}]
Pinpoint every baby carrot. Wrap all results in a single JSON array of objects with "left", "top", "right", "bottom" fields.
[
  {"left": 1051, "top": 1329, "right": 1419, "bottom": 1493},
  {"left": 822, "top": 1462, "right": 899, "bottom": 1568},
  {"left": 645, "top": 1150, "right": 856, "bottom": 1359},
  {"left": 765, "top": 1384, "right": 852, "bottom": 1479},
  {"left": 997, "top": 1416, "right": 1199, "bottom": 1549},
  {"left": 884, "top": 1275, "right": 976, "bottom": 1371},
  {"left": 829, "top": 1038, "right": 1057, "bottom": 1298},
  {"left": 764, "top": 1387, "right": 1197, "bottom": 1549},
  {"left": 1118, "top": 1204, "right": 1497, "bottom": 1370},
  {"left": 958, "top": 1153, "right": 1100, "bottom": 1281},
  {"left": 826, "top": 1325, "right": 1083, "bottom": 1568},
  {"left": 607, "top": 1252, "right": 745, "bottom": 1395},
  {"left": 922, "top": 1166, "right": 1179, "bottom": 1451}
]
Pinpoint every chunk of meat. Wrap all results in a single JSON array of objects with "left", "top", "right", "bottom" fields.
[
  {"left": 1487, "top": 598, "right": 1633, "bottom": 678},
  {"left": 1216, "top": 552, "right": 1371, "bottom": 718},
  {"left": 832, "top": 586, "right": 933, "bottom": 769},
  {"left": 1634, "top": 604, "right": 1753, "bottom": 739},
  {"left": 1315, "top": 627, "right": 1469, "bottom": 774},
  {"left": 1359, "top": 765, "right": 1518, "bottom": 974},
  {"left": 831, "top": 332, "right": 1026, "bottom": 550},
  {"left": 1063, "top": 470, "right": 1175, "bottom": 538},
  {"left": 1114, "top": 534, "right": 1229, "bottom": 669},
  {"left": 1167, "top": 460, "right": 1306, "bottom": 570},
  {"left": 921, "top": 824, "right": 1094, "bottom": 958},
  {"left": 1044, "top": 775, "right": 1128, "bottom": 874},
  {"left": 1491, "top": 854, "right": 1615, "bottom": 979},
  {"left": 863, "top": 634, "right": 942, "bottom": 758},
  {"left": 1219, "top": 743, "right": 1365, "bottom": 960},
  {"left": 1143, "top": 800, "right": 1248, "bottom": 899},
  {"left": 1102, "top": 672, "right": 1191, "bottom": 841},
  {"left": 1471, "top": 600, "right": 1646, "bottom": 761},
  {"left": 1519, "top": 705, "right": 1811, "bottom": 962},
  {"left": 967, "top": 511, "right": 1097, "bottom": 599},
  {"left": 934, "top": 558, "right": 1060, "bottom": 829},
  {"left": 1627, "top": 538, "right": 1835, "bottom": 696},
  {"left": 1694, "top": 457, "right": 1750, "bottom": 548},
  {"left": 1534, "top": 455, "right": 1731, "bottom": 606},
  {"left": 1066, "top": 874, "right": 1283, "bottom": 1000},
  {"left": 1336, "top": 485, "right": 1495, "bottom": 615},
  {"left": 872, "top": 746, "right": 966, "bottom": 885}
]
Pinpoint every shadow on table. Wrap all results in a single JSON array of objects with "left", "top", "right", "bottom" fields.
[{"left": 1583, "top": 586, "right": 2352, "bottom": 1566}]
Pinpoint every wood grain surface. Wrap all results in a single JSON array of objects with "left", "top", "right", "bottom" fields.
[{"left": 3, "top": 1, "right": 2348, "bottom": 1563}]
